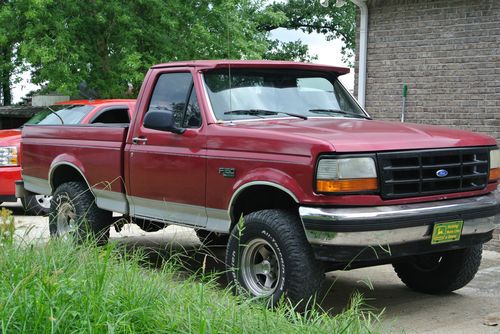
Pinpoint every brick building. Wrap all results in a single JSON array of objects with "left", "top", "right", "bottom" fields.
[{"left": 353, "top": 0, "right": 499, "bottom": 250}]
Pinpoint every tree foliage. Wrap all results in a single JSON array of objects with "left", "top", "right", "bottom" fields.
[
  {"left": 262, "top": 0, "right": 356, "bottom": 62},
  {"left": 18, "top": 0, "right": 272, "bottom": 98},
  {"left": 0, "top": 0, "right": 23, "bottom": 105},
  {"left": 2, "top": 0, "right": 356, "bottom": 101},
  {"left": 263, "top": 40, "right": 318, "bottom": 62}
]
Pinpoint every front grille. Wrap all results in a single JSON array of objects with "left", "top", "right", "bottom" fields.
[{"left": 378, "top": 147, "right": 490, "bottom": 199}]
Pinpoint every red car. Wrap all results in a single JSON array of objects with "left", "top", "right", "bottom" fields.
[{"left": 0, "top": 99, "right": 135, "bottom": 214}]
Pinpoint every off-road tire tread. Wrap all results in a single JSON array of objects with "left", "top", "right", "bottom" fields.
[
  {"left": 393, "top": 245, "right": 482, "bottom": 294},
  {"left": 50, "top": 181, "right": 111, "bottom": 245},
  {"left": 226, "top": 209, "right": 323, "bottom": 308}
]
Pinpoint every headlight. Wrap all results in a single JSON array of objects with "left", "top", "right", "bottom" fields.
[
  {"left": 490, "top": 149, "right": 500, "bottom": 182},
  {"left": 0, "top": 146, "right": 18, "bottom": 166},
  {"left": 316, "top": 157, "right": 378, "bottom": 193}
]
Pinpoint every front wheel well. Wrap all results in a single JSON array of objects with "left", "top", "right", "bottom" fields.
[{"left": 230, "top": 185, "right": 298, "bottom": 226}]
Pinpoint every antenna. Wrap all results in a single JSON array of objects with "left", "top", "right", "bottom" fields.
[
  {"left": 226, "top": 4, "right": 233, "bottom": 123},
  {"left": 46, "top": 105, "right": 65, "bottom": 124}
]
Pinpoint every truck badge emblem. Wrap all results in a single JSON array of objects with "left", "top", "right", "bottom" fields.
[
  {"left": 219, "top": 167, "right": 235, "bottom": 178},
  {"left": 436, "top": 169, "right": 448, "bottom": 178}
]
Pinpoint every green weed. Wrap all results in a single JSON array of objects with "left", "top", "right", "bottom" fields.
[
  {"left": 0, "top": 239, "right": 379, "bottom": 334},
  {"left": 0, "top": 207, "right": 15, "bottom": 245}
]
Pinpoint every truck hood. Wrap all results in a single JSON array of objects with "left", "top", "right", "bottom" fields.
[
  {"left": 233, "top": 118, "right": 497, "bottom": 152},
  {"left": 0, "top": 129, "right": 21, "bottom": 146}
]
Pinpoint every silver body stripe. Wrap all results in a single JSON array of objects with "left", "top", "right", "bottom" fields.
[
  {"left": 127, "top": 195, "right": 230, "bottom": 232},
  {"left": 23, "top": 175, "right": 52, "bottom": 195},
  {"left": 93, "top": 189, "right": 129, "bottom": 214},
  {"left": 23, "top": 174, "right": 231, "bottom": 233},
  {"left": 206, "top": 207, "right": 231, "bottom": 233}
]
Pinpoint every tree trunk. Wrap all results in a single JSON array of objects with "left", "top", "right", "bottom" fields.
[
  {"left": 2, "top": 79, "right": 12, "bottom": 106},
  {"left": 0, "top": 46, "right": 12, "bottom": 106}
]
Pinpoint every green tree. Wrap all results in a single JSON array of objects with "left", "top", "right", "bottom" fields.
[
  {"left": 11, "top": 0, "right": 355, "bottom": 100},
  {"left": 0, "top": 0, "right": 22, "bottom": 105},
  {"left": 261, "top": 0, "right": 356, "bottom": 62},
  {"left": 263, "top": 40, "right": 317, "bottom": 62},
  {"left": 17, "top": 0, "right": 272, "bottom": 98}
]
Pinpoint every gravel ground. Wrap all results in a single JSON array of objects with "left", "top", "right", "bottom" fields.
[{"left": 3, "top": 200, "right": 500, "bottom": 334}]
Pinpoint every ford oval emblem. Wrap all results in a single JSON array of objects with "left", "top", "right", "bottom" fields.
[{"left": 436, "top": 169, "right": 449, "bottom": 178}]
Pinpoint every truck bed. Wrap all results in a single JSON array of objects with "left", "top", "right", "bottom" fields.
[{"left": 22, "top": 124, "right": 129, "bottom": 198}]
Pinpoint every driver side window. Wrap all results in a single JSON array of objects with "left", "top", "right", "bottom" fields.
[{"left": 147, "top": 72, "right": 202, "bottom": 128}]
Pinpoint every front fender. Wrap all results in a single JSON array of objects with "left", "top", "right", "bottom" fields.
[{"left": 229, "top": 167, "right": 305, "bottom": 208}]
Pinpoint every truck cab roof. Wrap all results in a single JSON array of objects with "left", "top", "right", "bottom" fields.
[{"left": 151, "top": 60, "right": 350, "bottom": 75}]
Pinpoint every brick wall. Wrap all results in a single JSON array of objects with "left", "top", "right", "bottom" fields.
[{"left": 354, "top": 0, "right": 499, "bottom": 250}]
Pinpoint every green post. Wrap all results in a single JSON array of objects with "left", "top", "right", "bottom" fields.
[{"left": 401, "top": 84, "right": 408, "bottom": 122}]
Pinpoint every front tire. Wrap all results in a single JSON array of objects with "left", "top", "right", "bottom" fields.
[
  {"left": 49, "top": 182, "right": 112, "bottom": 245},
  {"left": 393, "top": 245, "right": 482, "bottom": 294},
  {"left": 226, "top": 209, "right": 323, "bottom": 310}
]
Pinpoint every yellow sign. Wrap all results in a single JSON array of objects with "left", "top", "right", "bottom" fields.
[{"left": 431, "top": 221, "right": 463, "bottom": 244}]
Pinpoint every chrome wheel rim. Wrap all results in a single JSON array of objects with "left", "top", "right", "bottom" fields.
[
  {"left": 35, "top": 195, "right": 52, "bottom": 210},
  {"left": 241, "top": 238, "right": 281, "bottom": 297},
  {"left": 56, "top": 201, "right": 76, "bottom": 238}
]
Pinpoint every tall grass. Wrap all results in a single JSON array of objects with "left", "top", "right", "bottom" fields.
[{"left": 0, "top": 218, "right": 378, "bottom": 333}]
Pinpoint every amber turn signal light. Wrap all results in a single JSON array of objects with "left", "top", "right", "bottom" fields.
[
  {"left": 316, "top": 178, "right": 378, "bottom": 193},
  {"left": 489, "top": 168, "right": 500, "bottom": 182}
]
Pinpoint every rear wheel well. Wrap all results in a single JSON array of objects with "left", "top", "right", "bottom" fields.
[
  {"left": 230, "top": 185, "right": 298, "bottom": 226},
  {"left": 51, "top": 165, "right": 89, "bottom": 192}
]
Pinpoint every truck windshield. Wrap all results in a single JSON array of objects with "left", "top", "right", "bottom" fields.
[
  {"left": 25, "top": 105, "right": 94, "bottom": 125},
  {"left": 203, "top": 69, "right": 368, "bottom": 121}
]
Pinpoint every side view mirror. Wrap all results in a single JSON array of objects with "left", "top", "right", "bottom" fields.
[{"left": 143, "top": 110, "right": 185, "bottom": 134}]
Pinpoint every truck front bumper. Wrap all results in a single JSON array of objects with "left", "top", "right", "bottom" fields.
[{"left": 299, "top": 192, "right": 500, "bottom": 263}]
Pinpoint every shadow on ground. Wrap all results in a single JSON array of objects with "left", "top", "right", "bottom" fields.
[
  {"left": 111, "top": 231, "right": 426, "bottom": 315},
  {"left": 112, "top": 228, "right": 500, "bottom": 334}
]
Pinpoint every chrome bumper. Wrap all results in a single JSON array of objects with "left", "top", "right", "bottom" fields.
[{"left": 299, "top": 192, "right": 500, "bottom": 246}]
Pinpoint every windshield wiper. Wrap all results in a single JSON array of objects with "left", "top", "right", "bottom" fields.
[
  {"left": 308, "top": 109, "right": 370, "bottom": 119},
  {"left": 224, "top": 109, "right": 308, "bottom": 120}
]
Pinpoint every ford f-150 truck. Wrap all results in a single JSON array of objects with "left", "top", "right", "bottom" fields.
[
  {"left": 1, "top": 99, "right": 135, "bottom": 214},
  {"left": 18, "top": 60, "right": 500, "bottom": 308}
]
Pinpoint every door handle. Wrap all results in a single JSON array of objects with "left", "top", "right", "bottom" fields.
[{"left": 132, "top": 136, "right": 148, "bottom": 144}]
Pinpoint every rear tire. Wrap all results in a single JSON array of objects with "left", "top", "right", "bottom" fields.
[
  {"left": 22, "top": 194, "right": 52, "bottom": 215},
  {"left": 226, "top": 209, "right": 323, "bottom": 310},
  {"left": 393, "top": 245, "right": 482, "bottom": 294},
  {"left": 49, "top": 182, "right": 112, "bottom": 245}
]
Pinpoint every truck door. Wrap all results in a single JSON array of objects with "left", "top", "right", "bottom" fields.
[{"left": 127, "top": 70, "right": 207, "bottom": 227}]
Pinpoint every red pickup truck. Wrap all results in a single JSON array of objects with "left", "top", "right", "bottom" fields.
[
  {"left": 0, "top": 99, "right": 135, "bottom": 214},
  {"left": 18, "top": 60, "right": 499, "bottom": 308}
]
